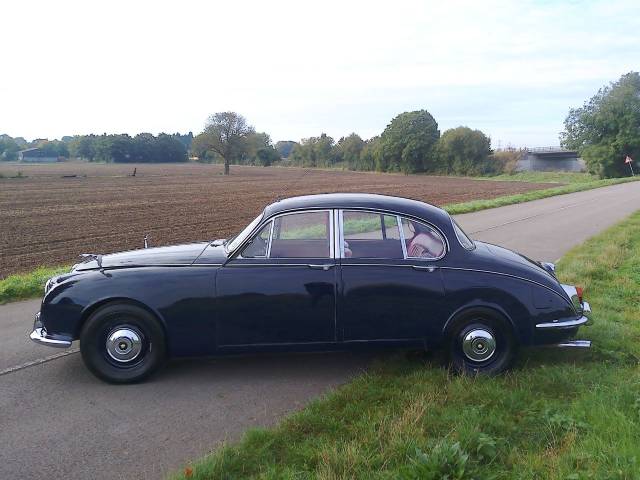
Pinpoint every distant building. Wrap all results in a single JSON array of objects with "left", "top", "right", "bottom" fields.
[
  {"left": 516, "top": 147, "right": 585, "bottom": 172},
  {"left": 18, "top": 148, "right": 58, "bottom": 163}
]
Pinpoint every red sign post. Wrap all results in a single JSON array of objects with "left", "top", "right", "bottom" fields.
[{"left": 625, "top": 156, "right": 635, "bottom": 176}]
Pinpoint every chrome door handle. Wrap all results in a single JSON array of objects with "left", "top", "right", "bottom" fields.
[
  {"left": 308, "top": 264, "right": 335, "bottom": 271},
  {"left": 412, "top": 265, "right": 438, "bottom": 272}
]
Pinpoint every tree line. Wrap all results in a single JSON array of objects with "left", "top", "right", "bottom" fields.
[
  {"left": 191, "top": 72, "right": 639, "bottom": 178},
  {"left": 0, "top": 132, "right": 193, "bottom": 163},
  {"left": 192, "top": 110, "right": 501, "bottom": 176},
  {"left": 283, "top": 114, "right": 498, "bottom": 175}
]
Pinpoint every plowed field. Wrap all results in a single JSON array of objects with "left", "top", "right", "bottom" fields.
[{"left": 0, "top": 162, "right": 553, "bottom": 278}]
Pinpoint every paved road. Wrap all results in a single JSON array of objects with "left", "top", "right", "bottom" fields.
[{"left": 1, "top": 181, "right": 638, "bottom": 479}]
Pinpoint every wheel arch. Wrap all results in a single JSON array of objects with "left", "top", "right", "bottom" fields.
[
  {"left": 442, "top": 303, "right": 520, "bottom": 344},
  {"left": 77, "top": 297, "right": 168, "bottom": 343}
]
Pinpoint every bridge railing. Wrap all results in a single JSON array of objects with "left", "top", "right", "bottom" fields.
[{"left": 527, "top": 146, "right": 574, "bottom": 153}]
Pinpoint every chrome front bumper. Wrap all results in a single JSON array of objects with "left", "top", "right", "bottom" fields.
[
  {"left": 29, "top": 312, "right": 72, "bottom": 348},
  {"left": 535, "top": 301, "right": 591, "bottom": 329}
]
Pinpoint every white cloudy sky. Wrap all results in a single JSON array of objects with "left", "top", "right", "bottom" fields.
[{"left": 1, "top": 0, "right": 638, "bottom": 147}]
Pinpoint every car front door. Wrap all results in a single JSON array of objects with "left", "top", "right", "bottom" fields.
[
  {"left": 337, "top": 210, "right": 447, "bottom": 343},
  {"left": 215, "top": 210, "right": 337, "bottom": 347}
]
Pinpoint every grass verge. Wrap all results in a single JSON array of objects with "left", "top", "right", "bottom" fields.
[
  {"left": 0, "top": 266, "right": 70, "bottom": 304},
  {"left": 173, "top": 210, "right": 640, "bottom": 479},
  {"left": 478, "top": 171, "right": 600, "bottom": 184},
  {"left": 444, "top": 176, "right": 638, "bottom": 215}
]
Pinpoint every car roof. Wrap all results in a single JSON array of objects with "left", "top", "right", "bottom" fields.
[{"left": 263, "top": 193, "right": 450, "bottom": 225}]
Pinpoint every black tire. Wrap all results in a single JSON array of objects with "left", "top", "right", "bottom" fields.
[
  {"left": 448, "top": 309, "right": 516, "bottom": 376},
  {"left": 80, "top": 302, "right": 167, "bottom": 384}
]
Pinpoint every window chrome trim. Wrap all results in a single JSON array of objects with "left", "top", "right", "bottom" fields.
[
  {"left": 450, "top": 216, "right": 476, "bottom": 251},
  {"left": 338, "top": 209, "right": 345, "bottom": 259},
  {"left": 266, "top": 220, "right": 274, "bottom": 258},
  {"left": 397, "top": 215, "right": 408, "bottom": 259}
]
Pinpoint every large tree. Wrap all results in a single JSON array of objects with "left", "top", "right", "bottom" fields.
[
  {"left": 199, "top": 112, "right": 255, "bottom": 174},
  {"left": 275, "top": 140, "right": 298, "bottom": 159},
  {"left": 336, "top": 133, "right": 364, "bottom": 169},
  {"left": 0, "top": 135, "right": 20, "bottom": 161},
  {"left": 560, "top": 72, "right": 640, "bottom": 178},
  {"left": 379, "top": 110, "right": 440, "bottom": 173},
  {"left": 435, "top": 127, "right": 492, "bottom": 175},
  {"left": 290, "top": 134, "right": 336, "bottom": 168}
]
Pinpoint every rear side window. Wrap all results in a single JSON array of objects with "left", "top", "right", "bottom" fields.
[
  {"left": 452, "top": 219, "right": 475, "bottom": 250},
  {"left": 342, "top": 211, "right": 403, "bottom": 259},
  {"left": 401, "top": 217, "right": 446, "bottom": 260}
]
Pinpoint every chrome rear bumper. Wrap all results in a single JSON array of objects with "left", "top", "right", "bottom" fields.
[
  {"left": 535, "top": 301, "right": 591, "bottom": 329},
  {"left": 555, "top": 340, "right": 591, "bottom": 348},
  {"left": 29, "top": 312, "right": 72, "bottom": 348}
]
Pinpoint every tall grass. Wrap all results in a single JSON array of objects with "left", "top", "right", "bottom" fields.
[
  {"left": 173, "top": 210, "right": 640, "bottom": 479},
  {"left": 0, "top": 266, "right": 69, "bottom": 304}
]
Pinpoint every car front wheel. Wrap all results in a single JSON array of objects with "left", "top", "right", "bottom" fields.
[
  {"left": 80, "top": 302, "right": 166, "bottom": 383},
  {"left": 449, "top": 310, "right": 516, "bottom": 376}
]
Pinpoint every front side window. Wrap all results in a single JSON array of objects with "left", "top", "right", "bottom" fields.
[
  {"left": 401, "top": 217, "right": 446, "bottom": 259},
  {"left": 241, "top": 221, "right": 272, "bottom": 258},
  {"left": 270, "top": 211, "right": 331, "bottom": 258},
  {"left": 226, "top": 213, "right": 263, "bottom": 253},
  {"left": 342, "top": 211, "right": 403, "bottom": 259}
]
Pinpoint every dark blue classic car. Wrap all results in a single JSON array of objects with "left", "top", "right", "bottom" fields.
[{"left": 31, "top": 194, "right": 591, "bottom": 383}]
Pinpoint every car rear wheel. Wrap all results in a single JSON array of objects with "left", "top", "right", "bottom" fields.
[
  {"left": 448, "top": 310, "right": 516, "bottom": 376},
  {"left": 80, "top": 302, "right": 166, "bottom": 383}
]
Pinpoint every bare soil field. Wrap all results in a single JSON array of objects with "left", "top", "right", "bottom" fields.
[{"left": 0, "top": 162, "right": 554, "bottom": 278}]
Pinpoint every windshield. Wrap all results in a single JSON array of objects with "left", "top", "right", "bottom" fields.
[
  {"left": 451, "top": 218, "right": 475, "bottom": 250},
  {"left": 225, "top": 213, "right": 264, "bottom": 253}
]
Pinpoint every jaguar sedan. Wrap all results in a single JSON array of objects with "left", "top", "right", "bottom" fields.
[{"left": 30, "top": 193, "right": 591, "bottom": 383}]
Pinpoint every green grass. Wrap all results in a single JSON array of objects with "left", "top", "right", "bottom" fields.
[
  {"left": 0, "top": 266, "right": 70, "bottom": 304},
  {"left": 481, "top": 171, "right": 600, "bottom": 184},
  {"left": 444, "top": 176, "right": 638, "bottom": 215},
  {"left": 173, "top": 210, "right": 640, "bottom": 480}
]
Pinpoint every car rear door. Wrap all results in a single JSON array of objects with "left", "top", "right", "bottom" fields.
[
  {"left": 215, "top": 210, "right": 337, "bottom": 347},
  {"left": 337, "top": 210, "right": 447, "bottom": 343}
]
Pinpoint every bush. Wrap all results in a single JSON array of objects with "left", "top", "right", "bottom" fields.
[
  {"left": 488, "top": 150, "right": 524, "bottom": 175},
  {"left": 434, "top": 127, "right": 492, "bottom": 175}
]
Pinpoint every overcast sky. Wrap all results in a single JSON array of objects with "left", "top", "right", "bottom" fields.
[{"left": 1, "top": 0, "right": 638, "bottom": 147}]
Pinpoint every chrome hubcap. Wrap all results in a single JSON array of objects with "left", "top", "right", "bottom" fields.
[
  {"left": 462, "top": 328, "right": 496, "bottom": 362},
  {"left": 106, "top": 326, "right": 143, "bottom": 363}
]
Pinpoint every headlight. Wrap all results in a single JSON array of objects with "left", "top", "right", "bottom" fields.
[{"left": 44, "top": 277, "right": 57, "bottom": 295}]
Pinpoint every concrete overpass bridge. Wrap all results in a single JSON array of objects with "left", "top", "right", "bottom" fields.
[{"left": 517, "top": 146, "right": 585, "bottom": 172}]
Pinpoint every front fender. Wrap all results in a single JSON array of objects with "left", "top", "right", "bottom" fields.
[{"left": 41, "top": 266, "right": 218, "bottom": 356}]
